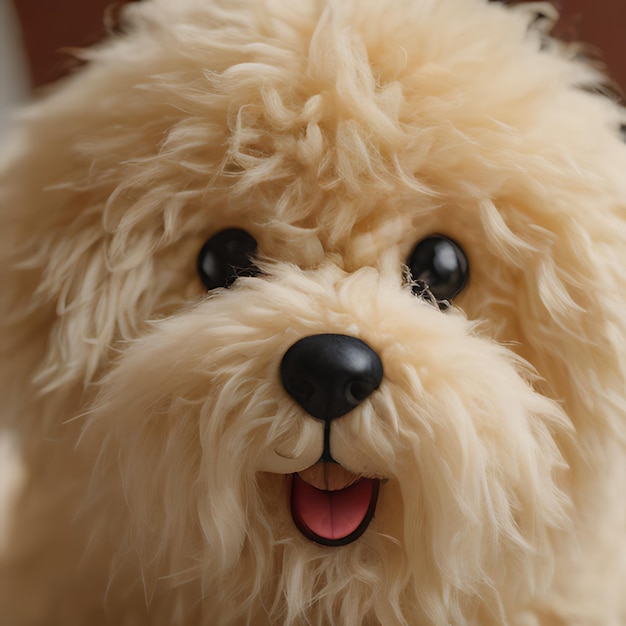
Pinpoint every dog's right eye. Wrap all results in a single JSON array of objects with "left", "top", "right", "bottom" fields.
[{"left": 197, "top": 228, "right": 259, "bottom": 290}]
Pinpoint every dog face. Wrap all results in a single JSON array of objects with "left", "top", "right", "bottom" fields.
[{"left": 2, "top": 0, "right": 626, "bottom": 623}]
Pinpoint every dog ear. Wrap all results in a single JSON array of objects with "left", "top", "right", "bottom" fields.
[
  {"left": 0, "top": 123, "right": 154, "bottom": 400},
  {"left": 0, "top": 4, "right": 225, "bottom": 413},
  {"left": 517, "top": 208, "right": 626, "bottom": 453}
]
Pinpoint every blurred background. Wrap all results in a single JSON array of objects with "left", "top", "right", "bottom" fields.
[{"left": 1, "top": 0, "right": 625, "bottom": 138}]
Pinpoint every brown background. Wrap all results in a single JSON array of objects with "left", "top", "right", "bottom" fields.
[{"left": 11, "top": 0, "right": 626, "bottom": 94}]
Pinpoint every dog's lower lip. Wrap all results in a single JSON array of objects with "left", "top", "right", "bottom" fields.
[
  {"left": 297, "top": 462, "right": 361, "bottom": 491},
  {"left": 290, "top": 463, "right": 380, "bottom": 546}
]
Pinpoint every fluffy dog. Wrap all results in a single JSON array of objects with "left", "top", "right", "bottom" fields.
[{"left": 1, "top": 0, "right": 625, "bottom": 624}]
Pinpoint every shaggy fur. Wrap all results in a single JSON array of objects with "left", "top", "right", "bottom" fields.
[{"left": 1, "top": 0, "right": 625, "bottom": 624}]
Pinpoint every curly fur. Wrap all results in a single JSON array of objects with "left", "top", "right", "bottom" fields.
[{"left": 1, "top": 0, "right": 625, "bottom": 624}]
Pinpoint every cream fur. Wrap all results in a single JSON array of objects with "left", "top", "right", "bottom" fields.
[{"left": 1, "top": 0, "right": 625, "bottom": 624}]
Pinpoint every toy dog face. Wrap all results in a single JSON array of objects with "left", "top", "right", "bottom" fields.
[{"left": 2, "top": 0, "right": 625, "bottom": 623}]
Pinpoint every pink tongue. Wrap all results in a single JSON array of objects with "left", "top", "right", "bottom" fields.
[{"left": 291, "top": 474, "right": 377, "bottom": 543}]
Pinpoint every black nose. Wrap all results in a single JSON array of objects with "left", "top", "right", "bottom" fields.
[{"left": 280, "top": 334, "right": 383, "bottom": 422}]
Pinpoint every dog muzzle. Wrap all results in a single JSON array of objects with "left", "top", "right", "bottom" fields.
[{"left": 281, "top": 333, "right": 383, "bottom": 546}]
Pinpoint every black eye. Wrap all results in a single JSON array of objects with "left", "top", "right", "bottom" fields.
[
  {"left": 407, "top": 235, "right": 469, "bottom": 302},
  {"left": 197, "top": 228, "right": 258, "bottom": 290}
]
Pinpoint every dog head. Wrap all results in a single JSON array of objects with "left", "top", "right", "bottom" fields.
[{"left": 2, "top": 0, "right": 626, "bottom": 623}]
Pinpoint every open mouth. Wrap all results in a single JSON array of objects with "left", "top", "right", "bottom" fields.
[{"left": 290, "top": 462, "right": 380, "bottom": 546}]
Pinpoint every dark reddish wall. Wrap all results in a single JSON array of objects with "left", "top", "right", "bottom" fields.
[
  {"left": 557, "top": 0, "right": 626, "bottom": 93},
  {"left": 12, "top": 0, "right": 626, "bottom": 93},
  {"left": 12, "top": 0, "right": 131, "bottom": 87}
]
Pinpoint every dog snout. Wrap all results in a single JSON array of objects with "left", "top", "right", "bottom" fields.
[{"left": 280, "top": 334, "right": 383, "bottom": 422}]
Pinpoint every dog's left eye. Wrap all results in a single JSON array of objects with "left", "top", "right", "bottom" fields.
[
  {"left": 407, "top": 235, "right": 469, "bottom": 305},
  {"left": 197, "top": 228, "right": 259, "bottom": 290}
]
